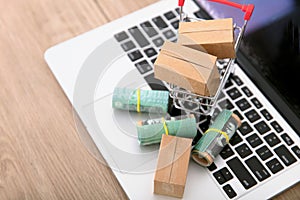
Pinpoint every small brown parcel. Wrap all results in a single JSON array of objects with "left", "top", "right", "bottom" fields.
[{"left": 154, "top": 41, "right": 220, "bottom": 96}]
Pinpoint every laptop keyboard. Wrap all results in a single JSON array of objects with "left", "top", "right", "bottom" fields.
[
  {"left": 114, "top": 8, "right": 184, "bottom": 91},
  {"left": 113, "top": 7, "right": 300, "bottom": 199},
  {"left": 210, "top": 76, "right": 299, "bottom": 198}
]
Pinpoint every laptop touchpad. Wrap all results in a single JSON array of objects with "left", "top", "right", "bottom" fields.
[{"left": 76, "top": 38, "right": 162, "bottom": 173}]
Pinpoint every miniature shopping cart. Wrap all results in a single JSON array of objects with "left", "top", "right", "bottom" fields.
[{"left": 166, "top": 0, "right": 254, "bottom": 116}]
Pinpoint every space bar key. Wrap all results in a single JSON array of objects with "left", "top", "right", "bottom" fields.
[{"left": 227, "top": 157, "right": 257, "bottom": 190}]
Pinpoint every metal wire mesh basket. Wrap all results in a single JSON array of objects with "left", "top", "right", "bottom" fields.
[{"left": 165, "top": 0, "right": 253, "bottom": 116}]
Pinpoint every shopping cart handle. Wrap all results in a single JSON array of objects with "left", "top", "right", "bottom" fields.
[
  {"left": 178, "top": 0, "right": 185, "bottom": 7},
  {"left": 242, "top": 4, "right": 254, "bottom": 21},
  {"left": 208, "top": 0, "right": 254, "bottom": 21}
]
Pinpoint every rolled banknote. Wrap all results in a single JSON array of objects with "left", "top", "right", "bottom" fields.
[
  {"left": 112, "top": 87, "right": 169, "bottom": 114},
  {"left": 137, "top": 114, "right": 197, "bottom": 145},
  {"left": 192, "top": 109, "right": 241, "bottom": 167}
]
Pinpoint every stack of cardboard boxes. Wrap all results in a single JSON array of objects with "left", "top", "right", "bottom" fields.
[{"left": 154, "top": 18, "right": 235, "bottom": 97}]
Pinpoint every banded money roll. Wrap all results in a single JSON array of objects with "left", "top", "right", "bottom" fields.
[
  {"left": 137, "top": 114, "right": 197, "bottom": 146},
  {"left": 192, "top": 109, "right": 241, "bottom": 167},
  {"left": 112, "top": 87, "right": 169, "bottom": 113}
]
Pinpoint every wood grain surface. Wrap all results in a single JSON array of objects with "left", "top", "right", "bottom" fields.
[{"left": 0, "top": 0, "right": 299, "bottom": 199}]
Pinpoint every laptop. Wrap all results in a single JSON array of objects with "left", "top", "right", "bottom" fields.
[{"left": 44, "top": 0, "right": 300, "bottom": 199}]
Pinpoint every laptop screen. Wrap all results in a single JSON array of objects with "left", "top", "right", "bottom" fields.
[{"left": 198, "top": 0, "right": 300, "bottom": 134}]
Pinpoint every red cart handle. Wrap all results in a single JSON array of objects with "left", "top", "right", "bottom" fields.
[
  {"left": 178, "top": 0, "right": 185, "bottom": 6},
  {"left": 208, "top": 0, "right": 254, "bottom": 20},
  {"left": 178, "top": 0, "right": 254, "bottom": 21}
]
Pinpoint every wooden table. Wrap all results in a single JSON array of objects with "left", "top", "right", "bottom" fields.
[{"left": 0, "top": 0, "right": 299, "bottom": 199}]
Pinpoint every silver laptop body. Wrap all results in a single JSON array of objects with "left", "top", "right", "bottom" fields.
[{"left": 44, "top": 0, "right": 300, "bottom": 199}]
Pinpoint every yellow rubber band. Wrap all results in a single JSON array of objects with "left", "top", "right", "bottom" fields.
[
  {"left": 204, "top": 128, "right": 230, "bottom": 144},
  {"left": 136, "top": 89, "right": 140, "bottom": 113},
  {"left": 162, "top": 118, "right": 169, "bottom": 135}
]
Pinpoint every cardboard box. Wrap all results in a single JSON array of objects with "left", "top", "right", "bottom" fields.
[
  {"left": 178, "top": 18, "right": 235, "bottom": 59},
  {"left": 154, "top": 135, "right": 192, "bottom": 198},
  {"left": 154, "top": 41, "right": 220, "bottom": 96}
]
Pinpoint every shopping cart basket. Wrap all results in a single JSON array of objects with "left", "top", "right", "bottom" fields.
[{"left": 166, "top": 0, "right": 254, "bottom": 116}]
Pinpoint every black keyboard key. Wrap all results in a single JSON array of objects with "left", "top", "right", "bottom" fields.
[
  {"left": 213, "top": 167, "right": 233, "bottom": 185},
  {"left": 182, "top": 101, "right": 199, "bottom": 111},
  {"left": 232, "top": 75, "right": 243, "bottom": 86},
  {"left": 264, "top": 132, "right": 281, "bottom": 147},
  {"left": 230, "top": 132, "right": 243, "bottom": 146},
  {"left": 114, "top": 31, "right": 128, "bottom": 42},
  {"left": 226, "top": 87, "right": 242, "bottom": 100},
  {"left": 140, "top": 21, "right": 158, "bottom": 38},
  {"left": 151, "top": 57, "right": 157, "bottom": 64},
  {"left": 198, "top": 117, "right": 210, "bottom": 133},
  {"left": 193, "top": 10, "right": 202, "bottom": 18},
  {"left": 270, "top": 121, "right": 283, "bottom": 133},
  {"left": 239, "top": 121, "right": 253, "bottom": 136},
  {"left": 220, "top": 167, "right": 233, "bottom": 181},
  {"left": 152, "top": 16, "right": 168, "bottom": 30},
  {"left": 254, "top": 121, "right": 271, "bottom": 135},
  {"left": 292, "top": 146, "right": 300, "bottom": 159},
  {"left": 246, "top": 133, "right": 263, "bottom": 148},
  {"left": 281, "top": 133, "right": 294, "bottom": 146},
  {"left": 144, "top": 73, "right": 167, "bottom": 91},
  {"left": 171, "top": 20, "right": 179, "bottom": 30},
  {"left": 220, "top": 145, "right": 234, "bottom": 160},
  {"left": 175, "top": 8, "right": 180, "bottom": 14},
  {"left": 274, "top": 145, "right": 297, "bottom": 166},
  {"left": 121, "top": 40, "right": 136, "bottom": 52},
  {"left": 233, "top": 110, "right": 244, "bottom": 120},
  {"left": 251, "top": 97, "right": 262, "bottom": 109},
  {"left": 224, "top": 79, "right": 233, "bottom": 89},
  {"left": 256, "top": 145, "right": 273, "bottom": 161},
  {"left": 135, "top": 60, "right": 152, "bottom": 74},
  {"left": 218, "top": 91, "right": 226, "bottom": 100},
  {"left": 193, "top": 10, "right": 210, "bottom": 19},
  {"left": 164, "top": 11, "right": 176, "bottom": 20},
  {"left": 218, "top": 99, "right": 234, "bottom": 110},
  {"left": 260, "top": 109, "right": 273, "bottom": 121},
  {"left": 152, "top": 37, "right": 164, "bottom": 47},
  {"left": 236, "top": 143, "right": 252, "bottom": 158},
  {"left": 266, "top": 158, "right": 284, "bottom": 174},
  {"left": 128, "top": 26, "right": 149, "bottom": 48},
  {"left": 241, "top": 86, "right": 253, "bottom": 97},
  {"left": 213, "top": 170, "right": 227, "bottom": 185},
  {"left": 207, "top": 162, "right": 217, "bottom": 171},
  {"left": 245, "top": 109, "right": 261, "bottom": 123},
  {"left": 212, "top": 107, "right": 221, "bottom": 121},
  {"left": 144, "top": 47, "right": 157, "bottom": 58},
  {"left": 223, "top": 184, "right": 237, "bottom": 199},
  {"left": 163, "top": 29, "right": 176, "bottom": 39},
  {"left": 227, "top": 157, "right": 257, "bottom": 189},
  {"left": 218, "top": 59, "right": 228, "bottom": 65},
  {"left": 127, "top": 50, "right": 143, "bottom": 61},
  {"left": 246, "top": 156, "right": 271, "bottom": 181},
  {"left": 236, "top": 98, "right": 251, "bottom": 111}
]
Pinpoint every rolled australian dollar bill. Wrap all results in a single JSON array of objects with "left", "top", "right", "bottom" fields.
[
  {"left": 112, "top": 87, "right": 169, "bottom": 113},
  {"left": 137, "top": 114, "right": 197, "bottom": 145},
  {"left": 192, "top": 109, "right": 241, "bottom": 167}
]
